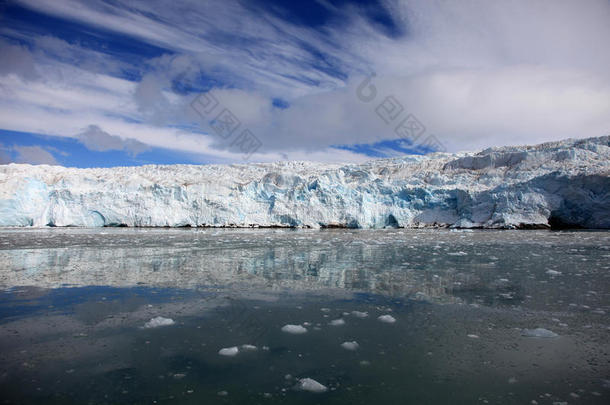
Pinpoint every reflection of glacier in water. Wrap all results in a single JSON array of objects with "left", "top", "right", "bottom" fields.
[
  {"left": 2, "top": 228, "right": 610, "bottom": 306},
  {"left": 0, "top": 228, "right": 609, "bottom": 404}
]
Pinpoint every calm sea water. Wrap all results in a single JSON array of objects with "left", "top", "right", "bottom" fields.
[{"left": 0, "top": 228, "right": 608, "bottom": 404}]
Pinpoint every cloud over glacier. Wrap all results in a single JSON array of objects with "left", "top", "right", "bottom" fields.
[{"left": 0, "top": 0, "right": 608, "bottom": 164}]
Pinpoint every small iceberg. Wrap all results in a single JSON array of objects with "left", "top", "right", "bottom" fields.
[
  {"left": 281, "top": 324, "right": 307, "bottom": 334},
  {"left": 546, "top": 270, "right": 562, "bottom": 276},
  {"left": 218, "top": 346, "right": 239, "bottom": 356},
  {"left": 329, "top": 318, "right": 345, "bottom": 326},
  {"left": 351, "top": 311, "right": 368, "bottom": 318},
  {"left": 240, "top": 344, "right": 257, "bottom": 351},
  {"left": 143, "top": 316, "right": 175, "bottom": 328},
  {"left": 341, "top": 341, "right": 359, "bottom": 351},
  {"left": 521, "top": 328, "right": 559, "bottom": 338},
  {"left": 378, "top": 314, "right": 396, "bottom": 323},
  {"left": 296, "top": 378, "right": 328, "bottom": 393}
]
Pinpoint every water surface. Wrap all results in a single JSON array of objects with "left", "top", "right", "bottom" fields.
[{"left": 0, "top": 228, "right": 608, "bottom": 404}]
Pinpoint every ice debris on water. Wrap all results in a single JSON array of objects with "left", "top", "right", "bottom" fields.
[
  {"left": 296, "top": 378, "right": 328, "bottom": 393},
  {"left": 240, "top": 344, "right": 257, "bottom": 351},
  {"left": 341, "top": 341, "right": 359, "bottom": 351},
  {"left": 521, "top": 328, "right": 559, "bottom": 338},
  {"left": 351, "top": 311, "right": 368, "bottom": 318},
  {"left": 378, "top": 314, "right": 396, "bottom": 323},
  {"left": 329, "top": 318, "right": 345, "bottom": 326},
  {"left": 143, "top": 316, "right": 175, "bottom": 328},
  {"left": 546, "top": 270, "right": 562, "bottom": 276},
  {"left": 218, "top": 347, "right": 239, "bottom": 356},
  {"left": 281, "top": 324, "right": 307, "bottom": 334}
]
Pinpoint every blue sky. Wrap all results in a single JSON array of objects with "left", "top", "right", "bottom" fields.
[{"left": 0, "top": 0, "right": 609, "bottom": 167}]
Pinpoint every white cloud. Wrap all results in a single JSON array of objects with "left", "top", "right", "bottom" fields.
[
  {"left": 13, "top": 145, "right": 58, "bottom": 165},
  {"left": 0, "top": 40, "right": 39, "bottom": 80},
  {"left": 1, "top": 0, "right": 608, "bottom": 162},
  {"left": 77, "top": 125, "right": 150, "bottom": 155}
]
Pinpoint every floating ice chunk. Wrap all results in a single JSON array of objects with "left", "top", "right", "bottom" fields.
[
  {"left": 217, "top": 390, "right": 228, "bottom": 396},
  {"left": 329, "top": 318, "right": 345, "bottom": 326},
  {"left": 281, "top": 324, "right": 307, "bottom": 334},
  {"left": 240, "top": 344, "right": 257, "bottom": 351},
  {"left": 341, "top": 341, "right": 359, "bottom": 351},
  {"left": 467, "top": 334, "right": 479, "bottom": 339},
  {"left": 378, "top": 314, "right": 396, "bottom": 323},
  {"left": 143, "top": 316, "right": 175, "bottom": 328},
  {"left": 360, "top": 360, "right": 371, "bottom": 366},
  {"left": 351, "top": 311, "right": 368, "bottom": 318},
  {"left": 546, "top": 270, "right": 562, "bottom": 276},
  {"left": 521, "top": 328, "right": 559, "bottom": 338},
  {"left": 448, "top": 251, "right": 468, "bottom": 256},
  {"left": 218, "top": 346, "right": 239, "bottom": 356},
  {"left": 296, "top": 378, "right": 328, "bottom": 393}
]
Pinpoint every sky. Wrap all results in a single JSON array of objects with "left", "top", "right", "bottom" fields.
[{"left": 0, "top": 0, "right": 609, "bottom": 167}]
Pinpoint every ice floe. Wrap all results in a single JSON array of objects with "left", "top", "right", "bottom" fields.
[
  {"left": 378, "top": 314, "right": 396, "bottom": 323},
  {"left": 143, "top": 316, "right": 175, "bottom": 328},
  {"left": 218, "top": 346, "right": 239, "bottom": 356},
  {"left": 351, "top": 311, "right": 368, "bottom": 318},
  {"left": 341, "top": 341, "right": 359, "bottom": 351},
  {"left": 521, "top": 328, "right": 559, "bottom": 338},
  {"left": 281, "top": 324, "right": 307, "bottom": 334},
  {"left": 296, "top": 378, "right": 328, "bottom": 393}
]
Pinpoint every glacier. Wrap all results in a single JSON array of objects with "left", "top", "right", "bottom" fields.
[{"left": 0, "top": 136, "right": 608, "bottom": 229}]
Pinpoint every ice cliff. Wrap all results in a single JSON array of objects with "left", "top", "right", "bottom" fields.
[{"left": 0, "top": 136, "right": 608, "bottom": 229}]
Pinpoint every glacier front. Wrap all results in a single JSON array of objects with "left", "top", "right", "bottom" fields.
[{"left": 0, "top": 136, "right": 608, "bottom": 229}]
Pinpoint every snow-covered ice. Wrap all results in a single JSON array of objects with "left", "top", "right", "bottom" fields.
[
  {"left": 281, "top": 324, "right": 307, "bottom": 334},
  {"left": 378, "top": 314, "right": 396, "bottom": 323},
  {"left": 521, "top": 328, "right": 559, "bottom": 338},
  {"left": 296, "top": 378, "right": 328, "bottom": 393},
  {"left": 341, "top": 341, "right": 359, "bottom": 350},
  {"left": 351, "top": 311, "right": 368, "bottom": 318},
  {"left": 1, "top": 136, "right": 608, "bottom": 229},
  {"left": 218, "top": 346, "right": 239, "bottom": 356},
  {"left": 329, "top": 318, "right": 345, "bottom": 326},
  {"left": 143, "top": 316, "right": 175, "bottom": 328}
]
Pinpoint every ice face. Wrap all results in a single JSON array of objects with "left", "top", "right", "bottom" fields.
[{"left": 0, "top": 136, "right": 608, "bottom": 229}]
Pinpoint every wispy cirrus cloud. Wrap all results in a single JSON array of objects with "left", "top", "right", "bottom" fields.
[{"left": 0, "top": 0, "right": 609, "bottom": 166}]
